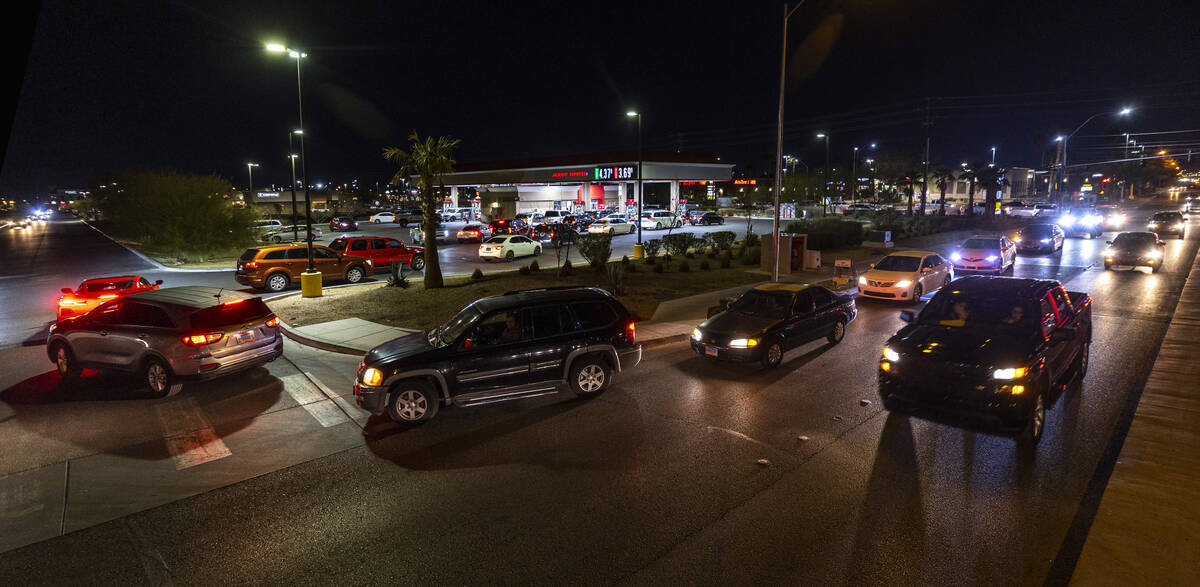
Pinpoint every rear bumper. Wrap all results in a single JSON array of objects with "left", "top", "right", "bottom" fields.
[
  {"left": 234, "top": 274, "right": 262, "bottom": 287},
  {"left": 878, "top": 372, "right": 1031, "bottom": 435},
  {"left": 617, "top": 345, "right": 642, "bottom": 371},
  {"left": 177, "top": 339, "right": 284, "bottom": 381}
]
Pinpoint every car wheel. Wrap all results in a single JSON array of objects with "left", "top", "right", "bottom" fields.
[
  {"left": 1019, "top": 389, "right": 1046, "bottom": 448},
  {"left": 345, "top": 266, "right": 365, "bottom": 283},
  {"left": 410, "top": 255, "right": 425, "bottom": 271},
  {"left": 373, "top": 219, "right": 380, "bottom": 223},
  {"left": 569, "top": 355, "right": 611, "bottom": 397},
  {"left": 1152, "top": 263, "right": 1161, "bottom": 273},
  {"left": 143, "top": 357, "right": 182, "bottom": 397},
  {"left": 533, "top": 246, "right": 541, "bottom": 256},
  {"left": 827, "top": 320, "right": 846, "bottom": 344},
  {"left": 760, "top": 340, "right": 784, "bottom": 369},
  {"left": 943, "top": 274, "right": 952, "bottom": 289},
  {"left": 505, "top": 250, "right": 515, "bottom": 262},
  {"left": 266, "top": 272, "right": 290, "bottom": 292},
  {"left": 1075, "top": 341, "right": 1090, "bottom": 378},
  {"left": 1104, "top": 262, "right": 1112, "bottom": 271},
  {"left": 912, "top": 284, "right": 923, "bottom": 302},
  {"left": 655, "top": 222, "right": 663, "bottom": 230},
  {"left": 271, "top": 235, "right": 282, "bottom": 243},
  {"left": 386, "top": 380, "right": 439, "bottom": 424},
  {"left": 52, "top": 342, "right": 81, "bottom": 379}
]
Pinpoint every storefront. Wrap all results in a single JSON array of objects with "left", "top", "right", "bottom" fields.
[{"left": 434, "top": 152, "right": 733, "bottom": 220}]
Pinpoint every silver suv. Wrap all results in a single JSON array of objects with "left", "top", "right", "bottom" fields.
[{"left": 47, "top": 286, "right": 283, "bottom": 396}]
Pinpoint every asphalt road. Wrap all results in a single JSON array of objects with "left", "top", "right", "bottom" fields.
[{"left": 0, "top": 201, "right": 1194, "bottom": 584}]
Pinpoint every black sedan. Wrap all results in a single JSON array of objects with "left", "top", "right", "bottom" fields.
[
  {"left": 688, "top": 211, "right": 726, "bottom": 226},
  {"left": 1104, "top": 231, "right": 1165, "bottom": 272},
  {"left": 1014, "top": 223, "right": 1064, "bottom": 253},
  {"left": 691, "top": 283, "right": 856, "bottom": 369},
  {"left": 1146, "top": 211, "right": 1185, "bottom": 238}
]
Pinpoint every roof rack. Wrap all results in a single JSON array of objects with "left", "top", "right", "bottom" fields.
[{"left": 501, "top": 285, "right": 590, "bottom": 296}]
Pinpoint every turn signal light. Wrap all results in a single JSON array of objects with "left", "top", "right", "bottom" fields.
[
  {"left": 181, "top": 333, "right": 224, "bottom": 347},
  {"left": 362, "top": 367, "right": 384, "bottom": 386},
  {"left": 265, "top": 316, "right": 281, "bottom": 328},
  {"left": 625, "top": 321, "right": 636, "bottom": 343}
]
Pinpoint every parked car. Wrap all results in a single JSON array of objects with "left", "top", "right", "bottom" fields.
[
  {"left": 858, "top": 250, "right": 953, "bottom": 303},
  {"left": 688, "top": 211, "right": 726, "bottom": 226},
  {"left": 1104, "top": 231, "right": 1165, "bottom": 272},
  {"left": 353, "top": 287, "right": 642, "bottom": 424},
  {"left": 58, "top": 275, "right": 162, "bottom": 321},
  {"left": 691, "top": 283, "right": 856, "bottom": 369},
  {"left": 329, "top": 216, "right": 359, "bottom": 231},
  {"left": 456, "top": 224, "right": 492, "bottom": 243},
  {"left": 235, "top": 244, "right": 373, "bottom": 292},
  {"left": 329, "top": 236, "right": 425, "bottom": 271},
  {"left": 1146, "top": 211, "right": 1185, "bottom": 238},
  {"left": 488, "top": 218, "right": 532, "bottom": 236},
  {"left": 369, "top": 212, "right": 396, "bottom": 223},
  {"left": 640, "top": 210, "right": 682, "bottom": 230},
  {"left": 534, "top": 222, "right": 577, "bottom": 245},
  {"left": 950, "top": 234, "right": 1016, "bottom": 274},
  {"left": 587, "top": 216, "right": 636, "bottom": 235},
  {"left": 879, "top": 277, "right": 1093, "bottom": 448},
  {"left": 251, "top": 219, "right": 283, "bottom": 234},
  {"left": 1058, "top": 207, "right": 1103, "bottom": 238},
  {"left": 1014, "top": 223, "right": 1065, "bottom": 253},
  {"left": 47, "top": 286, "right": 283, "bottom": 396},
  {"left": 262, "top": 224, "right": 323, "bottom": 243},
  {"left": 844, "top": 202, "right": 878, "bottom": 215},
  {"left": 479, "top": 235, "right": 542, "bottom": 262}
]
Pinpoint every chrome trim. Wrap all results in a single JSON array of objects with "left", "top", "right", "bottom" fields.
[
  {"left": 454, "top": 384, "right": 561, "bottom": 407},
  {"left": 531, "top": 359, "right": 561, "bottom": 371},
  {"left": 456, "top": 365, "right": 528, "bottom": 383},
  {"left": 381, "top": 369, "right": 451, "bottom": 403}
]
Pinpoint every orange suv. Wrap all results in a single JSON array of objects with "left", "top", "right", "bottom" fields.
[{"left": 235, "top": 244, "right": 374, "bottom": 292}]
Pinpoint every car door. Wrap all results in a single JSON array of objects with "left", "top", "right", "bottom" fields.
[
  {"left": 367, "top": 238, "right": 393, "bottom": 267},
  {"left": 807, "top": 287, "right": 843, "bottom": 336},
  {"left": 918, "top": 255, "right": 940, "bottom": 290},
  {"left": 1038, "top": 293, "right": 1070, "bottom": 383},
  {"left": 781, "top": 291, "right": 820, "bottom": 348},
  {"left": 105, "top": 301, "right": 175, "bottom": 369},
  {"left": 310, "top": 246, "right": 341, "bottom": 277},
  {"left": 453, "top": 310, "right": 532, "bottom": 395},
  {"left": 999, "top": 237, "right": 1014, "bottom": 267},
  {"left": 526, "top": 305, "right": 578, "bottom": 384},
  {"left": 70, "top": 301, "right": 123, "bottom": 365}
]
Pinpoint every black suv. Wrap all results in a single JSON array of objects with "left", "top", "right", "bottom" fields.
[{"left": 354, "top": 287, "right": 642, "bottom": 424}]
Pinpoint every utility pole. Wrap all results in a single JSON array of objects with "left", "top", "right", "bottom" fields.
[
  {"left": 922, "top": 97, "right": 931, "bottom": 216},
  {"left": 246, "top": 163, "right": 259, "bottom": 209},
  {"left": 771, "top": 0, "right": 810, "bottom": 282},
  {"left": 850, "top": 147, "right": 858, "bottom": 205}
]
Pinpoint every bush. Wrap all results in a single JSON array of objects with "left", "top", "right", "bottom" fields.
[
  {"left": 518, "top": 265, "right": 530, "bottom": 275},
  {"left": 653, "top": 262, "right": 665, "bottom": 273},
  {"left": 684, "top": 252, "right": 695, "bottom": 259},
  {"left": 743, "top": 232, "right": 761, "bottom": 247},
  {"left": 783, "top": 219, "right": 865, "bottom": 251},
  {"left": 471, "top": 268, "right": 484, "bottom": 281},
  {"left": 663, "top": 232, "right": 691, "bottom": 256},
  {"left": 621, "top": 255, "right": 630, "bottom": 266},
  {"left": 643, "top": 239, "right": 662, "bottom": 258},
  {"left": 720, "top": 256, "right": 731, "bottom": 269},
  {"left": 699, "top": 260, "right": 711, "bottom": 271},
  {"left": 559, "top": 259, "right": 574, "bottom": 276},
  {"left": 528, "top": 259, "right": 540, "bottom": 272},
  {"left": 709, "top": 230, "right": 736, "bottom": 251},
  {"left": 741, "top": 246, "right": 760, "bottom": 265},
  {"left": 575, "top": 232, "right": 614, "bottom": 270},
  {"left": 662, "top": 253, "right": 672, "bottom": 265},
  {"left": 679, "top": 261, "right": 691, "bottom": 272}
]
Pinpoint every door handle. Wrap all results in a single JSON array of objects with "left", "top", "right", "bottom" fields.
[
  {"left": 137, "top": 333, "right": 149, "bottom": 340},
  {"left": 99, "top": 331, "right": 108, "bottom": 336}
]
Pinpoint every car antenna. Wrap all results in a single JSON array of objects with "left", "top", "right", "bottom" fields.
[{"left": 214, "top": 287, "right": 224, "bottom": 300}]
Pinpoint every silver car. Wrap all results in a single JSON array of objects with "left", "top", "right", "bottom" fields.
[{"left": 47, "top": 286, "right": 284, "bottom": 396}]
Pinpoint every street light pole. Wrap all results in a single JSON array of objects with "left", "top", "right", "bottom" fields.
[
  {"left": 816, "top": 133, "right": 830, "bottom": 216},
  {"left": 627, "top": 111, "right": 643, "bottom": 246},
  {"left": 1058, "top": 107, "right": 1132, "bottom": 201},
  {"left": 246, "top": 163, "right": 259, "bottom": 206},
  {"left": 288, "top": 153, "right": 299, "bottom": 240},
  {"left": 267, "top": 43, "right": 313, "bottom": 271},
  {"left": 990, "top": 146, "right": 996, "bottom": 166},
  {"left": 850, "top": 147, "right": 859, "bottom": 204},
  {"left": 771, "top": 0, "right": 810, "bottom": 282}
]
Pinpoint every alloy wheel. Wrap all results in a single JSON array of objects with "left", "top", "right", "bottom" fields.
[
  {"left": 395, "top": 389, "right": 428, "bottom": 421},
  {"left": 411, "top": 255, "right": 425, "bottom": 270},
  {"left": 346, "top": 267, "right": 363, "bottom": 282},
  {"left": 830, "top": 321, "right": 844, "bottom": 343},
  {"left": 267, "top": 274, "right": 288, "bottom": 292},
  {"left": 766, "top": 343, "right": 783, "bottom": 365},
  {"left": 577, "top": 364, "right": 605, "bottom": 393},
  {"left": 56, "top": 346, "right": 70, "bottom": 375},
  {"left": 147, "top": 362, "right": 169, "bottom": 393}
]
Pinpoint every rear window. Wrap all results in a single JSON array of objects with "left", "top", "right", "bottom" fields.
[
  {"left": 85, "top": 280, "right": 136, "bottom": 292},
  {"left": 262, "top": 250, "right": 287, "bottom": 260},
  {"left": 485, "top": 237, "right": 508, "bottom": 244},
  {"left": 572, "top": 301, "right": 618, "bottom": 330},
  {"left": 239, "top": 249, "right": 260, "bottom": 261},
  {"left": 329, "top": 239, "right": 348, "bottom": 251},
  {"left": 189, "top": 298, "right": 272, "bottom": 330}
]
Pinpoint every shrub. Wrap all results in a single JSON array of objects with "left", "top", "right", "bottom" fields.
[
  {"left": 744, "top": 232, "right": 761, "bottom": 247},
  {"left": 783, "top": 219, "right": 865, "bottom": 251},
  {"left": 575, "top": 232, "right": 614, "bottom": 270},
  {"left": 518, "top": 265, "right": 530, "bottom": 275},
  {"left": 643, "top": 239, "right": 662, "bottom": 258},
  {"left": 679, "top": 261, "right": 691, "bottom": 272},
  {"left": 607, "top": 264, "right": 628, "bottom": 295},
  {"left": 684, "top": 252, "right": 695, "bottom": 259},
  {"left": 709, "top": 230, "right": 736, "bottom": 251},
  {"left": 386, "top": 261, "right": 411, "bottom": 288},
  {"left": 663, "top": 232, "right": 693, "bottom": 256},
  {"left": 621, "top": 255, "right": 630, "bottom": 266},
  {"left": 699, "top": 260, "right": 711, "bottom": 271},
  {"left": 559, "top": 259, "right": 574, "bottom": 276},
  {"left": 653, "top": 262, "right": 665, "bottom": 274},
  {"left": 471, "top": 268, "right": 484, "bottom": 281},
  {"left": 528, "top": 259, "right": 540, "bottom": 272},
  {"left": 720, "top": 256, "right": 731, "bottom": 269}
]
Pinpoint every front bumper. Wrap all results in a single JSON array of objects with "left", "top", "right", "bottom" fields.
[
  {"left": 1017, "top": 242, "right": 1054, "bottom": 252},
  {"left": 952, "top": 259, "right": 1002, "bottom": 273},
  {"left": 1106, "top": 255, "right": 1158, "bottom": 268},
  {"left": 355, "top": 383, "right": 388, "bottom": 414},
  {"left": 878, "top": 371, "right": 1032, "bottom": 434},
  {"left": 689, "top": 340, "right": 763, "bottom": 362},
  {"left": 859, "top": 284, "right": 915, "bottom": 300}
]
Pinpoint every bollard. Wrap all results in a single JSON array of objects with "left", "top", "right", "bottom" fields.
[
  {"left": 300, "top": 271, "right": 323, "bottom": 298},
  {"left": 633, "top": 243, "right": 645, "bottom": 259}
]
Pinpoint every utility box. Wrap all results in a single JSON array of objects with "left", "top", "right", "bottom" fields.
[
  {"left": 804, "top": 250, "right": 821, "bottom": 269},
  {"left": 761, "top": 234, "right": 809, "bottom": 274},
  {"left": 865, "top": 230, "right": 893, "bottom": 248}
]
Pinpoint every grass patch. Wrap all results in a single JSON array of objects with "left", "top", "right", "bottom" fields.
[{"left": 268, "top": 263, "right": 763, "bottom": 329}]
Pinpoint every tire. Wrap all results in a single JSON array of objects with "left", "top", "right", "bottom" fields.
[
  {"left": 386, "top": 380, "right": 440, "bottom": 424},
  {"left": 655, "top": 222, "right": 663, "bottom": 230},
  {"left": 1104, "top": 262, "right": 1112, "bottom": 271},
  {"left": 143, "top": 357, "right": 182, "bottom": 398},
  {"left": 345, "top": 266, "right": 365, "bottom": 283},
  {"left": 1075, "top": 341, "right": 1090, "bottom": 378},
  {"left": 373, "top": 219, "right": 380, "bottom": 223},
  {"left": 943, "top": 275, "right": 952, "bottom": 289},
  {"left": 912, "top": 284, "right": 923, "bottom": 302},
  {"left": 533, "top": 246, "right": 541, "bottom": 256},
  {"left": 760, "top": 340, "right": 784, "bottom": 369},
  {"left": 52, "top": 342, "right": 81, "bottom": 379},
  {"left": 1018, "top": 389, "right": 1046, "bottom": 448},
  {"left": 410, "top": 255, "right": 425, "bottom": 271},
  {"left": 271, "top": 235, "right": 282, "bottom": 243},
  {"left": 505, "top": 250, "right": 515, "bottom": 262},
  {"left": 568, "top": 355, "right": 612, "bottom": 397},
  {"left": 827, "top": 320, "right": 846, "bottom": 344},
  {"left": 266, "top": 272, "right": 290, "bottom": 292},
  {"left": 1152, "top": 263, "right": 1161, "bottom": 273}
]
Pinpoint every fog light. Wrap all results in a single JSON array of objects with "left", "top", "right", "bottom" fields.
[
  {"left": 880, "top": 362, "right": 891, "bottom": 372},
  {"left": 1011, "top": 385, "right": 1025, "bottom": 395}
]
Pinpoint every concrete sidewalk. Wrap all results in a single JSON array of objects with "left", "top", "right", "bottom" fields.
[{"left": 1071, "top": 242, "right": 1200, "bottom": 584}]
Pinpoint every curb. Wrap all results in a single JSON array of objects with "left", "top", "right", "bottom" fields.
[
  {"left": 79, "top": 218, "right": 231, "bottom": 273},
  {"left": 639, "top": 333, "right": 689, "bottom": 350},
  {"left": 277, "top": 320, "right": 364, "bottom": 356}
]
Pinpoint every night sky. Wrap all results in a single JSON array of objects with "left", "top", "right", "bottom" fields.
[{"left": 2, "top": 0, "right": 1198, "bottom": 196}]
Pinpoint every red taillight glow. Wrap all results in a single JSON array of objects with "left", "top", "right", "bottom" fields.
[
  {"left": 98, "top": 294, "right": 118, "bottom": 300},
  {"left": 222, "top": 298, "right": 245, "bottom": 305},
  {"left": 265, "top": 316, "right": 280, "bottom": 327},
  {"left": 58, "top": 297, "right": 88, "bottom": 307},
  {"left": 625, "top": 321, "right": 636, "bottom": 343},
  {"left": 181, "top": 333, "right": 224, "bottom": 346}
]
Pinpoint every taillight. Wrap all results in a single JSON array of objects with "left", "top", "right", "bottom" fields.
[
  {"left": 625, "top": 321, "right": 636, "bottom": 343},
  {"left": 98, "top": 294, "right": 118, "bottom": 300},
  {"left": 181, "top": 333, "right": 224, "bottom": 347},
  {"left": 58, "top": 297, "right": 87, "bottom": 307},
  {"left": 222, "top": 298, "right": 245, "bottom": 305},
  {"left": 265, "top": 316, "right": 280, "bottom": 328},
  {"left": 244, "top": 261, "right": 258, "bottom": 269}
]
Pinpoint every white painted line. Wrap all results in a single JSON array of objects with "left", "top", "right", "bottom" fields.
[
  {"left": 281, "top": 372, "right": 349, "bottom": 427},
  {"left": 154, "top": 398, "right": 231, "bottom": 470},
  {"left": 301, "top": 400, "right": 350, "bottom": 428}
]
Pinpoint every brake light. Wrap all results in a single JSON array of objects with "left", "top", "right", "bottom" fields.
[
  {"left": 244, "top": 261, "right": 258, "bottom": 269},
  {"left": 625, "top": 321, "right": 636, "bottom": 343},
  {"left": 98, "top": 294, "right": 118, "bottom": 300},
  {"left": 222, "top": 298, "right": 245, "bottom": 305},
  {"left": 58, "top": 297, "right": 88, "bottom": 306},
  {"left": 265, "top": 316, "right": 280, "bottom": 328},
  {"left": 181, "top": 333, "right": 224, "bottom": 346}
]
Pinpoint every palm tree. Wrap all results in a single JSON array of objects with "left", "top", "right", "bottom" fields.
[
  {"left": 874, "top": 151, "right": 917, "bottom": 210},
  {"left": 930, "top": 167, "right": 954, "bottom": 216},
  {"left": 958, "top": 162, "right": 983, "bottom": 217},
  {"left": 974, "top": 165, "right": 1007, "bottom": 221},
  {"left": 383, "top": 131, "right": 461, "bottom": 289}
]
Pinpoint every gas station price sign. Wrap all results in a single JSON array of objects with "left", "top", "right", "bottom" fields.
[{"left": 593, "top": 166, "right": 636, "bottom": 181}]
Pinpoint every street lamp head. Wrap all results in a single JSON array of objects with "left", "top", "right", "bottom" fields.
[
  {"left": 1119, "top": 107, "right": 1132, "bottom": 116},
  {"left": 853, "top": 146, "right": 859, "bottom": 152},
  {"left": 816, "top": 133, "right": 826, "bottom": 138},
  {"left": 1055, "top": 136, "right": 1064, "bottom": 142},
  {"left": 869, "top": 143, "right": 877, "bottom": 149},
  {"left": 247, "top": 163, "right": 259, "bottom": 167},
  {"left": 288, "top": 51, "right": 306, "bottom": 59},
  {"left": 289, "top": 154, "right": 299, "bottom": 159},
  {"left": 625, "top": 111, "right": 638, "bottom": 117},
  {"left": 293, "top": 129, "right": 303, "bottom": 135},
  {"left": 265, "top": 43, "right": 287, "bottom": 53}
]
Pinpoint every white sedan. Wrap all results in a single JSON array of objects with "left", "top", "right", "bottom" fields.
[
  {"left": 369, "top": 212, "right": 396, "bottom": 223},
  {"left": 857, "top": 250, "right": 953, "bottom": 303},
  {"left": 588, "top": 216, "right": 636, "bottom": 235},
  {"left": 479, "top": 235, "right": 542, "bottom": 262}
]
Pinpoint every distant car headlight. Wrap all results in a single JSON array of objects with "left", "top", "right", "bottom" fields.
[
  {"left": 950, "top": 252, "right": 962, "bottom": 261},
  {"left": 1084, "top": 214, "right": 1101, "bottom": 225},
  {"left": 882, "top": 347, "right": 900, "bottom": 362},
  {"left": 1147, "top": 249, "right": 1162, "bottom": 259},
  {"left": 1174, "top": 223, "right": 1184, "bottom": 229},
  {"left": 692, "top": 328, "right": 702, "bottom": 341},
  {"left": 1103, "top": 248, "right": 1115, "bottom": 256},
  {"left": 858, "top": 276, "right": 867, "bottom": 285},
  {"left": 985, "top": 255, "right": 999, "bottom": 262},
  {"left": 1060, "top": 215, "right": 1075, "bottom": 226},
  {"left": 362, "top": 367, "right": 384, "bottom": 386},
  {"left": 1013, "top": 237, "right": 1022, "bottom": 243},
  {"left": 993, "top": 367, "right": 1029, "bottom": 380},
  {"left": 1148, "top": 222, "right": 1158, "bottom": 228},
  {"left": 1040, "top": 238, "right": 1051, "bottom": 243},
  {"left": 728, "top": 337, "right": 759, "bottom": 349},
  {"left": 895, "top": 279, "right": 912, "bottom": 288}
]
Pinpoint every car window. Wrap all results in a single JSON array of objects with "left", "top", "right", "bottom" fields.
[
  {"left": 90, "top": 301, "right": 123, "bottom": 324},
  {"left": 239, "top": 249, "right": 259, "bottom": 261},
  {"left": 349, "top": 240, "right": 369, "bottom": 251},
  {"left": 370, "top": 239, "right": 388, "bottom": 250},
  {"left": 572, "top": 301, "right": 618, "bottom": 330},
  {"left": 809, "top": 287, "right": 836, "bottom": 308},
  {"left": 263, "top": 249, "right": 287, "bottom": 260},
  {"left": 139, "top": 277, "right": 152, "bottom": 287},
  {"left": 117, "top": 302, "right": 174, "bottom": 328},
  {"left": 313, "top": 247, "right": 338, "bottom": 259},
  {"left": 387, "top": 239, "right": 404, "bottom": 249},
  {"left": 485, "top": 236, "right": 507, "bottom": 244},
  {"left": 328, "top": 239, "right": 348, "bottom": 251},
  {"left": 1050, "top": 287, "right": 1071, "bottom": 325},
  {"left": 528, "top": 306, "right": 572, "bottom": 339},
  {"left": 1040, "top": 296, "right": 1057, "bottom": 336},
  {"left": 285, "top": 248, "right": 308, "bottom": 260},
  {"left": 792, "top": 291, "right": 815, "bottom": 315},
  {"left": 468, "top": 311, "right": 526, "bottom": 347},
  {"left": 920, "top": 256, "right": 938, "bottom": 269}
]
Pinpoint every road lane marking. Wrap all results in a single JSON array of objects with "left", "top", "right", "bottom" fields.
[
  {"left": 281, "top": 372, "right": 349, "bottom": 428},
  {"left": 154, "top": 398, "right": 231, "bottom": 470}
]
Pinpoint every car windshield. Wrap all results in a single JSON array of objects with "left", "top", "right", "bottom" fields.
[
  {"left": 84, "top": 280, "right": 135, "bottom": 292},
  {"left": 328, "top": 239, "right": 348, "bottom": 251},
  {"left": 1023, "top": 225, "right": 1054, "bottom": 236},
  {"left": 484, "top": 236, "right": 508, "bottom": 244},
  {"left": 874, "top": 255, "right": 921, "bottom": 272},
  {"left": 919, "top": 290, "right": 1036, "bottom": 330},
  {"left": 1113, "top": 233, "right": 1155, "bottom": 247},
  {"left": 727, "top": 290, "right": 792, "bottom": 319},
  {"left": 961, "top": 239, "right": 998, "bottom": 249},
  {"left": 428, "top": 305, "right": 483, "bottom": 347},
  {"left": 1152, "top": 212, "right": 1180, "bottom": 221}
]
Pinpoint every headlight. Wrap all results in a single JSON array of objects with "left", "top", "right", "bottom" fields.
[
  {"left": 1040, "top": 238, "right": 1051, "bottom": 243},
  {"left": 1060, "top": 215, "right": 1075, "bottom": 226},
  {"left": 950, "top": 252, "right": 962, "bottom": 261},
  {"left": 1013, "top": 237, "right": 1022, "bottom": 243},
  {"left": 895, "top": 279, "right": 912, "bottom": 288},
  {"left": 882, "top": 347, "right": 900, "bottom": 362},
  {"left": 1148, "top": 222, "right": 1158, "bottom": 228},
  {"left": 362, "top": 367, "right": 384, "bottom": 386},
  {"left": 1103, "top": 248, "right": 1114, "bottom": 256},
  {"left": 728, "top": 337, "right": 760, "bottom": 349},
  {"left": 985, "top": 255, "right": 999, "bottom": 262},
  {"left": 1174, "top": 224, "right": 1184, "bottom": 229},
  {"left": 858, "top": 276, "right": 867, "bottom": 285},
  {"left": 1147, "top": 249, "right": 1162, "bottom": 259},
  {"left": 692, "top": 328, "right": 702, "bottom": 341},
  {"left": 993, "top": 367, "right": 1029, "bottom": 380}
]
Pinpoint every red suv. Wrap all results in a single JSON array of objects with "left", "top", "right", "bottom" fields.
[{"left": 329, "top": 236, "right": 425, "bottom": 271}]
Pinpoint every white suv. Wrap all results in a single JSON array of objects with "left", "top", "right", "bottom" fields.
[{"left": 639, "top": 210, "right": 682, "bottom": 230}]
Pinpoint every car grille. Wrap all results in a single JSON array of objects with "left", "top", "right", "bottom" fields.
[
  {"left": 868, "top": 280, "right": 895, "bottom": 287},
  {"left": 862, "top": 290, "right": 896, "bottom": 298},
  {"left": 962, "top": 257, "right": 983, "bottom": 262}
]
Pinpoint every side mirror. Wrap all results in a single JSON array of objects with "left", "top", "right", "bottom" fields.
[
  {"left": 1105, "top": 240, "right": 1113, "bottom": 245},
  {"left": 154, "top": 279, "right": 163, "bottom": 286},
  {"left": 899, "top": 310, "right": 914, "bottom": 323},
  {"left": 61, "top": 287, "right": 73, "bottom": 294}
]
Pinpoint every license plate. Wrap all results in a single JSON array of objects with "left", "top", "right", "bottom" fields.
[
  {"left": 236, "top": 331, "right": 254, "bottom": 344},
  {"left": 705, "top": 345, "right": 718, "bottom": 357}
]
